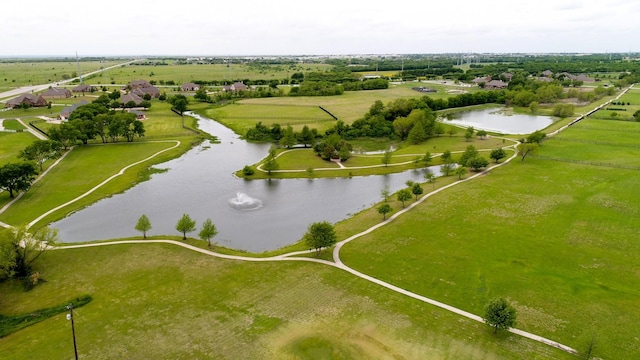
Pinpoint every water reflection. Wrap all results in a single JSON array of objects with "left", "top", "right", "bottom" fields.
[{"left": 444, "top": 107, "right": 553, "bottom": 134}]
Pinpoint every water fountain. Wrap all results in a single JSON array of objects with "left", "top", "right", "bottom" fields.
[{"left": 228, "top": 192, "right": 263, "bottom": 210}]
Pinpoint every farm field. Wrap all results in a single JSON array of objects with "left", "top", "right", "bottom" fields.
[{"left": 0, "top": 60, "right": 124, "bottom": 88}]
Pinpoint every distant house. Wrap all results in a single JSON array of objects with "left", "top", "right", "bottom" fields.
[
  {"left": 471, "top": 76, "right": 491, "bottom": 85},
  {"left": 5, "top": 94, "right": 48, "bottom": 109},
  {"left": 127, "top": 79, "right": 152, "bottom": 89},
  {"left": 132, "top": 86, "right": 160, "bottom": 98},
  {"left": 222, "top": 82, "right": 248, "bottom": 92},
  {"left": 72, "top": 84, "right": 95, "bottom": 93},
  {"left": 501, "top": 72, "right": 513, "bottom": 81},
  {"left": 542, "top": 70, "right": 554, "bottom": 77},
  {"left": 42, "top": 87, "right": 72, "bottom": 99},
  {"left": 128, "top": 109, "right": 146, "bottom": 119},
  {"left": 361, "top": 74, "right": 381, "bottom": 80},
  {"left": 121, "top": 93, "right": 143, "bottom": 106},
  {"left": 59, "top": 100, "right": 89, "bottom": 120},
  {"left": 484, "top": 80, "right": 508, "bottom": 89},
  {"left": 575, "top": 74, "right": 595, "bottom": 83},
  {"left": 181, "top": 82, "right": 200, "bottom": 91}
]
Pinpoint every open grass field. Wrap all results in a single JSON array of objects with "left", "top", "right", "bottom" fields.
[
  {"left": 0, "top": 132, "right": 37, "bottom": 166},
  {"left": 0, "top": 60, "right": 123, "bottom": 88},
  {"left": 339, "top": 119, "right": 640, "bottom": 359},
  {"left": 96, "top": 63, "right": 330, "bottom": 85},
  {"left": 0, "top": 244, "right": 573, "bottom": 359},
  {"left": 0, "top": 140, "right": 190, "bottom": 228}
]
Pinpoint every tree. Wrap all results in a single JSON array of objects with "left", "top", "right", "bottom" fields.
[
  {"left": 440, "top": 161, "right": 455, "bottom": 176},
  {"left": 455, "top": 166, "right": 467, "bottom": 179},
  {"left": 173, "top": 98, "right": 188, "bottom": 116},
  {"left": 527, "top": 131, "right": 546, "bottom": 144},
  {"left": 194, "top": 87, "right": 208, "bottom": 101},
  {"left": 199, "top": 218, "right": 218, "bottom": 248},
  {"left": 407, "top": 117, "right": 427, "bottom": 144},
  {"left": 377, "top": 203, "right": 392, "bottom": 220},
  {"left": 476, "top": 130, "right": 488, "bottom": 139},
  {"left": 464, "top": 126, "right": 475, "bottom": 141},
  {"left": 18, "top": 140, "right": 62, "bottom": 172},
  {"left": 279, "top": 125, "right": 297, "bottom": 148},
  {"left": 0, "top": 226, "right": 58, "bottom": 280},
  {"left": 483, "top": 298, "right": 517, "bottom": 334},
  {"left": 381, "top": 185, "right": 390, "bottom": 202},
  {"left": 529, "top": 101, "right": 539, "bottom": 114},
  {"left": 135, "top": 214, "right": 152, "bottom": 239},
  {"left": 424, "top": 171, "right": 436, "bottom": 188},
  {"left": 396, "top": 189, "right": 412, "bottom": 208},
  {"left": 458, "top": 145, "right": 479, "bottom": 167},
  {"left": 441, "top": 150, "right": 452, "bottom": 163},
  {"left": 48, "top": 122, "right": 81, "bottom": 149},
  {"left": 490, "top": 148, "right": 507, "bottom": 163},
  {"left": 468, "top": 156, "right": 489, "bottom": 171},
  {"left": 447, "top": 127, "right": 458, "bottom": 137},
  {"left": 303, "top": 221, "right": 337, "bottom": 256},
  {"left": 299, "top": 125, "right": 314, "bottom": 148},
  {"left": 382, "top": 150, "right": 392, "bottom": 167},
  {"left": 0, "top": 162, "right": 38, "bottom": 198},
  {"left": 410, "top": 182, "right": 423, "bottom": 200},
  {"left": 262, "top": 148, "right": 279, "bottom": 176},
  {"left": 517, "top": 143, "right": 539, "bottom": 161},
  {"left": 434, "top": 123, "right": 445, "bottom": 137},
  {"left": 552, "top": 103, "right": 575, "bottom": 118},
  {"left": 422, "top": 151, "right": 432, "bottom": 167},
  {"left": 108, "top": 89, "right": 121, "bottom": 100},
  {"left": 176, "top": 214, "right": 196, "bottom": 240}
]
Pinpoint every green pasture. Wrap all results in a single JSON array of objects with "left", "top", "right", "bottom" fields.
[
  {"left": 0, "top": 141, "right": 188, "bottom": 228},
  {"left": 205, "top": 103, "right": 335, "bottom": 135},
  {"left": 0, "top": 244, "right": 573, "bottom": 359},
  {"left": 0, "top": 132, "right": 37, "bottom": 166},
  {"left": 1, "top": 119, "right": 26, "bottom": 130},
  {"left": 340, "top": 123, "right": 640, "bottom": 359},
  {"left": 100, "top": 63, "right": 330, "bottom": 85},
  {"left": 0, "top": 60, "right": 122, "bottom": 87}
]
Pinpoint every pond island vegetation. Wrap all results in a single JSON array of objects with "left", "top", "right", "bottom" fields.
[{"left": 1, "top": 53, "right": 640, "bottom": 359}]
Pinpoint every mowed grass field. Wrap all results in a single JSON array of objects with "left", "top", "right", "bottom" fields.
[
  {"left": 0, "top": 244, "right": 573, "bottom": 359},
  {"left": 340, "top": 118, "right": 640, "bottom": 359},
  {"left": 100, "top": 63, "right": 330, "bottom": 85},
  {"left": 0, "top": 60, "right": 123, "bottom": 87}
]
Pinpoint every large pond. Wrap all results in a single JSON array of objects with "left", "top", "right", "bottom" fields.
[
  {"left": 443, "top": 107, "right": 553, "bottom": 134},
  {"left": 51, "top": 113, "right": 442, "bottom": 252}
]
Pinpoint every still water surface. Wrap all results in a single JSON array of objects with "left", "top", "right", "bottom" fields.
[
  {"left": 444, "top": 108, "right": 553, "bottom": 134},
  {"left": 52, "top": 113, "right": 438, "bottom": 252}
]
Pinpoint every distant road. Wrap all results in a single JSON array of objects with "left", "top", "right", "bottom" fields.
[{"left": 0, "top": 59, "right": 143, "bottom": 101}]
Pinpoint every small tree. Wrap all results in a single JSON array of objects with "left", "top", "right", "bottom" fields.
[
  {"left": 477, "top": 129, "right": 488, "bottom": 139},
  {"left": 397, "top": 189, "right": 412, "bottom": 208},
  {"left": 483, "top": 297, "right": 517, "bottom": 334},
  {"left": 199, "top": 218, "right": 218, "bottom": 248},
  {"left": 440, "top": 161, "right": 455, "bottom": 176},
  {"left": 517, "top": 143, "right": 539, "bottom": 162},
  {"left": 377, "top": 203, "right": 392, "bottom": 220},
  {"left": 455, "top": 166, "right": 467, "bottom": 179},
  {"left": 135, "top": 214, "right": 152, "bottom": 239},
  {"left": 381, "top": 185, "right": 390, "bottom": 202},
  {"left": 490, "top": 148, "right": 506, "bottom": 163},
  {"left": 175, "top": 214, "right": 196, "bottom": 240},
  {"left": 447, "top": 127, "right": 458, "bottom": 137},
  {"left": 382, "top": 150, "right": 392, "bottom": 167},
  {"left": 304, "top": 221, "right": 337, "bottom": 256},
  {"left": 410, "top": 182, "right": 423, "bottom": 200},
  {"left": 422, "top": 151, "right": 432, "bottom": 167},
  {"left": 19, "top": 140, "right": 62, "bottom": 172},
  {"left": 464, "top": 126, "right": 475, "bottom": 141},
  {"left": 468, "top": 156, "right": 489, "bottom": 171},
  {"left": 262, "top": 149, "right": 279, "bottom": 176},
  {"left": 424, "top": 172, "right": 436, "bottom": 188}
]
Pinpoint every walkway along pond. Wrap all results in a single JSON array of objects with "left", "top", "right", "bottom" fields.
[{"left": 52, "top": 113, "right": 441, "bottom": 252}]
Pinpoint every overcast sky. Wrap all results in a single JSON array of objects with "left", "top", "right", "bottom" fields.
[{"left": 2, "top": 0, "right": 637, "bottom": 57}]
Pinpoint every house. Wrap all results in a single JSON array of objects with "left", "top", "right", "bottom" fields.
[
  {"left": 128, "top": 109, "right": 146, "bottom": 119},
  {"left": 575, "top": 74, "right": 595, "bottom": 83},
  {"left": 484, "top": 80, "right": 508, "bottom": 89},
  {"left": 472, "top": 76, "right": 491, "bottom": 85},
  {"left": 181, "top": 82, "right": 200, "bottom": 91},
  {"left": 5, "top": 93, "right": 48, "bottom": 109},
  {"left": 127, "top": 79, "right": 152, "bottom": 89},
  {"left": 120, "top": 93, "right": 143, "bottom": 106},
  {"left": 501, "top": 72, "right": 513, "bottom": 81},
  {"left": 542, "top": 70, "right": 554, "bottom": 77},
  {"left": 222, "top": 82, "right": 248, "bottom": 92},
  {"left": 59, "top": 100, "right": 89, "bottom": 120},
  {"left": 72, "top": 84, "right": 95, "bottom": 93},
  {"left": 132, "top": 86, "right": 160, "bottom": 98},
  {"left": 42, "top": 87, "right": 72, "bottom": 99}
]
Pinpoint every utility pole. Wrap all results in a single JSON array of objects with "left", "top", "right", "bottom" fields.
[{"left": 67, "top": 303, "right": 79, "bottom": 360}]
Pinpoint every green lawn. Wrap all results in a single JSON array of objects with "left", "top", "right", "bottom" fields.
[
  {"left": 339, "top": 122, "right": 640, "bottom": 359},
  {"left": 0, "top": 132, "right": 37, "bottom": 166},
  {"left": 0, "top": 244, "right": 573, "bottom": 359},
  {"left": 0, "top": 141, "right": 188, "bottom": 228}
]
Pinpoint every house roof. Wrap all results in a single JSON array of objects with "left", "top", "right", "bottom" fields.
[
  {"left": 181, "top": 82, "right": 199, "bottom": 90},
  {"left": 121, "top": 93, "right": 143, "bottom": 105},
  {"left": 73, "top": 84, "right": 94, "bottom": 92},
  {"left": 42, "top": 87, "right": 71, "bottom": 97},
  {"left": 485, "top": 80, "right": 508, "bottom": 88},
  {"left": 129, "top": 79, "right": 152, "bottom": 88},
  {"left": 5, "top": 93, "right": 48, "bottom": 108},
  {"left": 132, "top": 86, "right": 160, "bottom": 97},
  {"left": 60, "top": 100, "right": 89, "bottom": 117}
]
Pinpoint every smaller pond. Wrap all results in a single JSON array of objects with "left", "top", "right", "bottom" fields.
[{"left": 443, "top": 107, "right": 553, "bottom": 134}]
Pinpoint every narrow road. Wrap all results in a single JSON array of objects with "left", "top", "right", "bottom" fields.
[{"left": 16, "top": 118, "right": 47, "bottom": 140}]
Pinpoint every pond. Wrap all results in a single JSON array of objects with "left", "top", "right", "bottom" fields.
[
  {"left": 51, "top": 113, "right": 442, "bottom": 252},
  {"left": 443, "top": 107, "right": 553, "bottom": 134}
]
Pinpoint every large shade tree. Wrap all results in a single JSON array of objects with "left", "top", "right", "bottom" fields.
[
  {"left": 304, "top": 221, "right": 337, "bottom": 256},
  {"left": 0, "top": 162, "right": 38, "bottom": 198}
]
